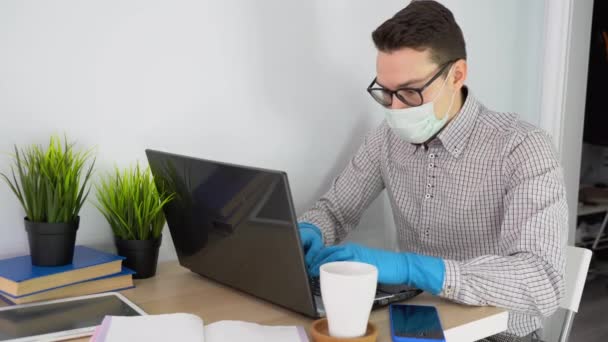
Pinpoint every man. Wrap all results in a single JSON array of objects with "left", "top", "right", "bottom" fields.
[{"left": 297, "top": 1, "right": 566, "bottom": 341}]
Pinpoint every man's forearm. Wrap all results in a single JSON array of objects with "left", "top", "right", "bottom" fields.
[{"left": 440, "top": 253, "right": 564, "bottom": 317}]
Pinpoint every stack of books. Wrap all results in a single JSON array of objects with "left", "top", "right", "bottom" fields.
[{"left": 0, "top": 246, "right": 134, "bottom": 305}]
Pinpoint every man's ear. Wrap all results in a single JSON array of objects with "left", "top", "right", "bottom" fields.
[{"left": 452, "top": 59, "right": 467, "bottom": 89}]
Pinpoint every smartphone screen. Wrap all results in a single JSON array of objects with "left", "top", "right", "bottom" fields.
[{"left": 390, "top": 304, "right": 444, "bottom": 340}]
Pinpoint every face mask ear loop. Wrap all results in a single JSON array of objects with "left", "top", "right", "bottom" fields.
[
  {"left": 442, "top": 87, "right": 458, "bottom": 121},
  {"left": 430, "top": 65, "right": 455, "bottom": 103}
]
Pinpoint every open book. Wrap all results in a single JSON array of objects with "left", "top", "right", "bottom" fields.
[{"left": 90, "top": 313, "right": 309, "bottom": 342}]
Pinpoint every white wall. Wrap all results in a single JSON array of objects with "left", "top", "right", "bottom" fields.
[
  {"left": 0, "top": 0, "right": 545, "bottom": 261},
  {"left": 449, "top": 0, "right": 546, "bottom": 125}
]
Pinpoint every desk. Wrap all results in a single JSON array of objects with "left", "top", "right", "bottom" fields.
[{"left": 65, "top": 261, "right": 507, "bottom": 342}]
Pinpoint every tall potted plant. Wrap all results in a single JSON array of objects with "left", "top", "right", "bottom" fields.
[
  {"left": 95, "top": 164, "right": 174, "bottom": 279},
  {"left": 0, "top": 136, "right": 95, "bottom": 266}
]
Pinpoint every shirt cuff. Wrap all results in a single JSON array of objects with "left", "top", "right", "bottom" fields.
[{"left": 440, "top": 259, "right": 461, "bottom": 300}]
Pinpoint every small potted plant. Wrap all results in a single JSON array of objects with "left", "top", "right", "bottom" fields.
[
  {"left": 95, "top": 164, "right": 174, "bottom": 279},
  {"left": 0, "top": 136, "right": 95, "bottom": 266}
]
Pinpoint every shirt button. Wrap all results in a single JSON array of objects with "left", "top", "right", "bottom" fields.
[
  {"left": 453, "top": 148, "right": 459, "bottom": 154},
  {"left": 428, "top": 163, "right": 434, "bottom": 168},
  {"left": 425, "top": 194, "right": 431, "bottom": 199},
  {"left": 429, "top": 154, "right": 436, "bottom": 159},
  {"left": 427, "top": 184, "right": 432, "bottom": 188}
]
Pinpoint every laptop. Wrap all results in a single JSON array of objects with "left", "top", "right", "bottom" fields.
[{"left": 145, "top": 149, "right": 421, "bottom": 318}]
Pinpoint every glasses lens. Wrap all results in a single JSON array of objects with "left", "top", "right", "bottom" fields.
[
  {"left": 369, "top": 89, "right": 392, "bottom": 106},
  {"left": 396, "top": 89, "right": 423, "bottom": 107}
]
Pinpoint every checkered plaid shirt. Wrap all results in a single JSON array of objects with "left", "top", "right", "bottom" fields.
[{"left": 298, "top": 88, "right": 566, "bottom": 337}]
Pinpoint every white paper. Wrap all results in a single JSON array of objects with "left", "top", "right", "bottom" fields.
[
  {"left": 205, "top": 320, "right": 307, "bottom": 342},
  {"left": 97, "top": 314, "right": 307, "bottom": 342},
  {"left": 101, "top": 313, "right": 205, "bottom": 342}
]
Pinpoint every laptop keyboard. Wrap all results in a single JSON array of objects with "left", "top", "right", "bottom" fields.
[
  {"left": 310, "top": 277, "right": 322, "bottom": 296},
  {"left": 309, "top": 277, "right": 422, "bottom": 305}
]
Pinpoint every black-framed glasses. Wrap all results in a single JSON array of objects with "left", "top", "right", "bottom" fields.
[{"left": 367, "top": 60, "right": 456, "bottom": 108}]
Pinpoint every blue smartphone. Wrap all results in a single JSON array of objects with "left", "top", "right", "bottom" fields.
[{"left": 389, "top": 304, "right": 445, "bottom": 342}]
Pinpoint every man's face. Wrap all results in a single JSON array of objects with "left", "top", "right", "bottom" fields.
[{"left": 375, "top": 48, "right": 463, "bottom": 119}]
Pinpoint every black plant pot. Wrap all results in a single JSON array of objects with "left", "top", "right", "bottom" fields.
[
  {"left": 115, "top": 235, "right": 161, "bottom": 279},
  {"left": 24, "top": 217, "right": 79, "bottom": 267}
]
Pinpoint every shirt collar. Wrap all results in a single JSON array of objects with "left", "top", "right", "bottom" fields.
[{"left": 435, "top": 87, "right": 480, "bottom": 158}]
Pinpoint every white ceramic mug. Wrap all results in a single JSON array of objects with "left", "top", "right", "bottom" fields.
[{"left": 320, "top": 261, "right": 378, "bottom": 338}]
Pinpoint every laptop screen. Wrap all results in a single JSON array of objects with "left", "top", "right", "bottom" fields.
[{"left": 145, "top": 150, "right": 317, "bottom": 317}]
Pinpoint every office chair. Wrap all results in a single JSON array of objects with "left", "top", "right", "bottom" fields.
[{"left": 557, "top": 246, "right": 592, "bottom": 342}]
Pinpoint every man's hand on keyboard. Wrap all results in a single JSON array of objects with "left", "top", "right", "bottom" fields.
[
  {"left": 297, "top": 222, "right": 324, "bottom": 267},
  {"left": 308, "top": 243, "right": 446, "bottom": 295}
]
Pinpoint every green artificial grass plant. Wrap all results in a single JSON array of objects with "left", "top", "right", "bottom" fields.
[
  {"left": 0, "top": 136, "right": 95, "bottom": 223},
  {"left": 95, "top": 163, "right": 174, "bottom": 240}
]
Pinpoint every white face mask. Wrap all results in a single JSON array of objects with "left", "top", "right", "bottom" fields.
[{"left": 384, "top": 67, "right": 457, "bottom": 144}]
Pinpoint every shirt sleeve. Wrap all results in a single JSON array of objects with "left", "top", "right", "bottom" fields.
[
  {"left": 297, "top": 123, "right": 387, "bottom": 245},
  {"left": 439, "top": 130, "right": 566, "bottom": 318}
]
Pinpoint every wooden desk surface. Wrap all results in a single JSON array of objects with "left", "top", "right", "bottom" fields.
[{"left": 60, "top": 261, "right": 507, "bottom": 341}]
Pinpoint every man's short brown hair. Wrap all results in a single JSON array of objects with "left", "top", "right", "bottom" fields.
[{"left": 372, "top": 0, "right": 467, "bottom": 66}]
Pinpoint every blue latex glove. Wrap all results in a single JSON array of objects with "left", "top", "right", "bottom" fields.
[
  {"left": 309, "top": 243, "right": 445, "bottom": 295},
  {"left": 298, "top": 222, "right": 324, "bottom": 267}
]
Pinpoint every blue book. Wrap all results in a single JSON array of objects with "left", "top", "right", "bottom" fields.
[
  {"left": 0, "top": 268, "right": 135, "bottom": 305},
  {"left": 0, "top": 246, "right": 125, "bottom": 297}
]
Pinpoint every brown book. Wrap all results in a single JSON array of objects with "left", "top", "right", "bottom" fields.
[{"left": 1, "top": 269, "right": 134, "bottom": 305}]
